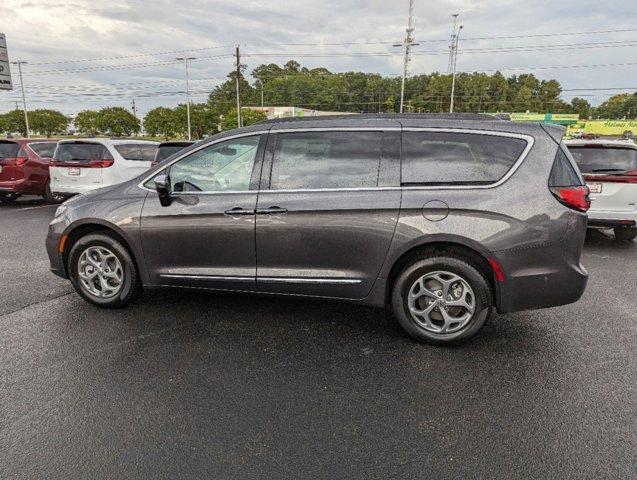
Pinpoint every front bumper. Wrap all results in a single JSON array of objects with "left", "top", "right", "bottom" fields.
[{"left": 46, "top": 215, "right": 69, "bottom": 279}]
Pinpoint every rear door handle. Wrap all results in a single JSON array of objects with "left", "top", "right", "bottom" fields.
[
  {"left": 224, "top": 207, "right": 255, "bottom": 216},
  {"left": 256, "top": 206, "right": 288, "bottom": 215}
]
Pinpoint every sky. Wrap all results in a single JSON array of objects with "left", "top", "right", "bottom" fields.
[{"left": 0, "top": 0, "right": 635, "bottom": 116}]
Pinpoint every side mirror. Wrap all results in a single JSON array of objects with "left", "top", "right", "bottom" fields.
[{"left": 154, "top": 174, "right": 172, "bottom": 207}]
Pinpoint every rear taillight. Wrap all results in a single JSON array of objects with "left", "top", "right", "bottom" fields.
[
  {"left": 550, "top": 185, "right": 591, "bottom": 212},
  {"left": 0, "top": 156, "right": 28, "bottom": 166},
  {"left": 583, "top": 173, "right": 637, "bottom": 184},
  {"left": 50, "top": 159, "right": 114, "bottom": 168}
]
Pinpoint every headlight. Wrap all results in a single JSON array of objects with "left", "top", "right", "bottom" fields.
[{"left": 54, "top": 205, "right": 68, "bottom": 219}]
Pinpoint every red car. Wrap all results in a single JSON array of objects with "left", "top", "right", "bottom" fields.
[{"left": 0, "top": 139, "right": 64, "bottom": 204}]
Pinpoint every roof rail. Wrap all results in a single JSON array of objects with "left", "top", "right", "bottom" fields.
[{"left": 258, "top": 112, "right": 501, "bottom": 125}]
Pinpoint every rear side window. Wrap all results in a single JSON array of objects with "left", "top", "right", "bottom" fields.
[
  {"left": 549, "top": 147, "right": 583, "bottom": 187},
  {"left": 29, "top": 142, "right": 57, "bottom": 158},
  {"left": 0, "top": 141, "right": 19, "bottom": 159},
  {"left": 401, "top": 131, "right": 528, "bottom": 185},
  {"left": 140, "top": 144, "right": 158, "bottom": 162},
  {"left": 155, "top": 144, "right": 190, "bottom": 162},
  {"left": 270, "top": 131, "right": 382, "bottom": 190},
  {"left": 54, "top": 143, "right": 113, "bottom": 162}
]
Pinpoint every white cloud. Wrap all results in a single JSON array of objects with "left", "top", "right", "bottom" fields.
[{"left": 0, "top": 0, "right": 635, "bottom": 114}]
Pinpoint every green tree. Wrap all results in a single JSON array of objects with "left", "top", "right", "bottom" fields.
[
  {"left": 173, "top": 103, "right": 220, "bottom": 139},
  {"left": 0, "top": 112, "right": 8, "bottom": 133},
  {"left": 144, "top": 107, "right": 177, "bottom": 139},
  {"left": 570, "top": 98, "right": 592, "bottom": 119},
  {"left": 220, "top": 108, "right": 267, "bottom": 131},
  {"left": 29, "top": 109, "right": 68, "bottom": 137},
  {"left": 95, "top": 107, "right": 140, "bottom": 137},
  {"left": 74, "top": 110, "right": 101, "bottom": 136},
  {"left": 595, "top": 93, "right": 637, "bottom": 119},
  {"left": 3, "top": 109, "right": 27, "bottom": 136}
]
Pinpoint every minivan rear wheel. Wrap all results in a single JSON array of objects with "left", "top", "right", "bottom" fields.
[
  {"left": 614, "top": 226, "right": 637, "bottom": 241},
  {"left": 391, "top": 256, "right": 493, "bottom": 345},
  {"left": 43, "top": 180, "right": 65, "bottom": 204},
  {"left": 68, "top": 232, "right": 142, "bottom": 308}
]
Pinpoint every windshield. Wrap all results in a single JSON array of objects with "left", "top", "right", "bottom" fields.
[
  {"left": 54, "top": 143, "right": 111, "bottom": 162},
  {"left": 569, "top": 146, "right": 637, "bottom": 173},
  {"left": 155, "top": 144, "right": 189, "bottom": 162},
  {"left": 0, "top": 141, "right": 20, "bottom": 159}
]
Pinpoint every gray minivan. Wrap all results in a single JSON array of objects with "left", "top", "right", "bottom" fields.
[{"left": 46, "top": 114, "right": 589, "bottom": 344}]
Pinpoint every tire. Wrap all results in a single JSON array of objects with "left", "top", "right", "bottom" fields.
[
  {"left": 43, "top": 180, "right": 65, "bottom": 204},
  {"left": 391, "top": 255, "right": 493, "bottom": 345},
  {"left": 67, "top": 232, "right": 142, "bottom": 308},
  {"left": 0, "top": 193, "right": 20, "bottom": 205},
  {"left": 614, "top": 226, "right": 637, "bottom": 241}
]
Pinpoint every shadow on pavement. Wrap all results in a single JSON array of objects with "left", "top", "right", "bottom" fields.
[{"left": 584, "top": 227, "right": 636, "bottom": 250}]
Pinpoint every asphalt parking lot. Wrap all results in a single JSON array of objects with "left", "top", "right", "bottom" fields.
[{"left": 1, "top": 197, "right": 635, "bottom": 479}]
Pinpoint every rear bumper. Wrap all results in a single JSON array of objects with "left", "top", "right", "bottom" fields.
[
  {"left": 50, "top": 184, "right": 101, "bottom": 196},
  {"left": 586, "top": 209, "right": 637, "bottom": 229},
  {"left": 0, "top": 179, "right": 29, "bottom": 195},
  {"left": 497, "top": 261, "right": 588, "bottom": 313}
]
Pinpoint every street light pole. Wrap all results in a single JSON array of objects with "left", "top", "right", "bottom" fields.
[
  {"left": 176, "top": 56, "right": 195, "bottom": 140},
  {"left": 11, "top": 60, "right": 29, "bottom": 138},
  {"left": 449, "top": 25, "right": 463, "bottom": 113}
]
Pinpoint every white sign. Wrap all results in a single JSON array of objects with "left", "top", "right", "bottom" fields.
[{"left": 0, "top": 33, "right": 12, "bottom": 90}]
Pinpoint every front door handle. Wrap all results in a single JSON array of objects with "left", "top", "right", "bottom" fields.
[
  {"left": 256, "top": 206, "right": 288, "bottom": 215},
  {"left": 224, "top": 207, "right": 255, "bottom": 216}
]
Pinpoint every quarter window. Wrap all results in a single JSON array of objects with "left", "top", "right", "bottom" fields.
[
  {"left": 270, "top": 131, "right": 382, "bottom": 190},
  {"left": 401, "top": 131, "right": 528, "bottom": 185},
  {"left": 169, "top": 136, "right": 260, "bottom": 192},
  {"left": 114, "top": 144, "right": 158, "bottom": 162}
]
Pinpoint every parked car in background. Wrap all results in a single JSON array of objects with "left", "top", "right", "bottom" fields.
[
  {"left": 46, "top": 115, "right": 590, "bottom": 345},
  {"left": 0, "top": 139, "right": 63, "bottom": 204},
  {"left": 151, "top": 140, "right": 195, "bottom": 167},
  {"left": 49, "top": 139, "right": 158, "bottom": 197},
  {"left": 565, "top": 139, "right": 637, "bottom": 241}
]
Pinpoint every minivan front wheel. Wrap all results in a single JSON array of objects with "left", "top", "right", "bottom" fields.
[
  {"left": 68, "top": 232, "right": 141, "bottom": 308},
  {"left": 392, "top": 256, "right": 493, "bottom": 345}
]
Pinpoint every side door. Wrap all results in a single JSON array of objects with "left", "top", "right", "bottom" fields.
[
  {"left": 26, "top": 142, "right": 57, "bottom": 191},
  {"left": 140, "top": 133, "right": 266, "bottom": 291},
  {"left": 255, "top": 129, "right": 401, "bottom": 299}
]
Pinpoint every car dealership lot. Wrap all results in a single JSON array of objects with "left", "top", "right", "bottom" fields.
[{"left": 1, "top": 198, "right": 635, "bottom": 478}]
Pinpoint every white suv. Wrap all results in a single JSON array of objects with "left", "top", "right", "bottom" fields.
[
  {"left": 50, "top": 138, "right": 158, "bottom": 196},
  {"left": 565, "top": 139, "right": 637, "bottom": 241}
]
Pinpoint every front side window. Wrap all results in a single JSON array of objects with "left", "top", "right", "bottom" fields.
[
  {"left": 270, "top": 131, "right": 382, "bottom": 190},
  {"left": 401, "top": 131, "right": 528, "bottom": 185},
  {"left": 169, "top": 136, "right": 260, "bottom": 192}
]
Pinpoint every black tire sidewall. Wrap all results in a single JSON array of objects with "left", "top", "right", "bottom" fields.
[
  {"left": 68, "top": 233, "right": 140, "bottom": 308},
  {"left": 43, "top": 180, "right": 64, "bottom": 204},
  {"left": 614, "top": 227, "right": 637, "bottom": 241},
  {"left": 392, "top": 256, "right": 492, "bottom": 345}
]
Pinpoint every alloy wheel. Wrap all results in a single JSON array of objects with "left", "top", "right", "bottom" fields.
[
  {"left": 77, "top": 246, "right": 124, "bottom": 298},
  {"left": 407, "top": 270, "right": 476, "bottom": 334}
]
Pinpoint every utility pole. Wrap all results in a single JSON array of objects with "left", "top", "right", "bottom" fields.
[
  {"left": 131, "top": 99, "right": 138, "bottom": 119},
  {"left": 255, "top": 78, "right": 264, "bottom": 108},
  {"left": 176, "top": 56, "right": 195, "bottom": 140},
  {"left": 447, "top": 14, "right": 459, "bottom": 73},
  {"left": 11, "top": 60, "right": 29, "bottom": 138},
  {"left": 393, "top": 0, "right": 418, "bottom": 114},
  {"left": 235, "top": 46, "right": 242, "bottom": 128},
  {"left": 449, "top": 23, "right": 463, "bottom": 113}
]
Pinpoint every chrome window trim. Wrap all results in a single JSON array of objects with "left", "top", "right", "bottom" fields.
[{"left": 138, "top": 127, "right": 534, "bottom": 193}]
